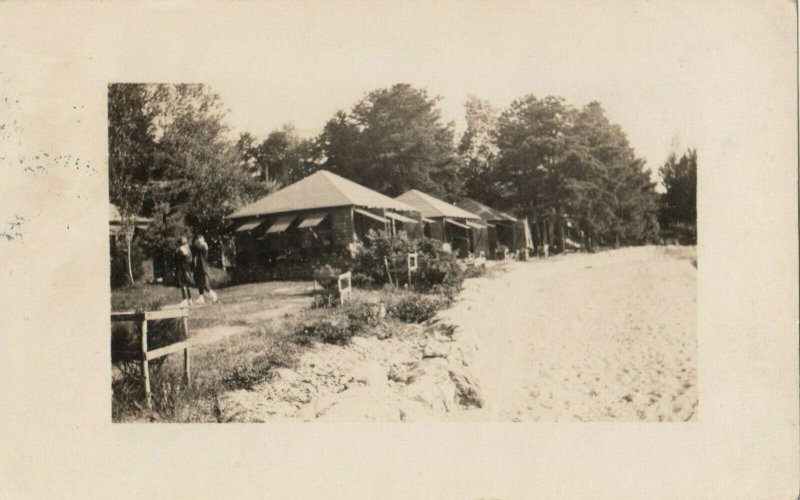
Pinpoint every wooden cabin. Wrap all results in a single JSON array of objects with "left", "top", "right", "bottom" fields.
[
  {"left": 456, "top": 198, "right": 532, "bottom": 259},
  {"left": 226, "top": 170, "right": 422, "bottom": 281},
  {"left": 395, "top": 189, "right": 487, "bottom": 258}
]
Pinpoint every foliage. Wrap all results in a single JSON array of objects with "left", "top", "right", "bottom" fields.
[
  {"left": 351, "top": 229, "right": 417, "bottom": 286},
  {"left": 108, "top": 84, "right": 158, "bottom": 284},
  {"left": 110, "top": 236, "right": 148, "bottom": 288},
  {"left": 108, "top": 83, "right": 268, "bottom": 270},
  {"left": 458, "top": 96, "right": 502, "bottom": 203},
  {"left": 342, "top": 299, "right": 385, "bottom": 331},
  {"left": 238, "top": 124, "right": 321, "bottom": 184},
  {"left": 318, "top": 84, "right": 462, "bottom": 200},
  {"left": 463, "top": 262, "right": 486, "bottom": 279},
  {"left": 472, "top": 95, "right": 661, "bottom": 250},
  {"left": 659, "top": 149, "right": 697, "bottom": 232},
  {"left": 313, "top": 264, "right": 342, "bottom": 290},
  {"left": 351, "top": 230, "right": 464, "bottom": 295},
  {"left": 413, "top": 237, "right": 464, "bottom": 295},
  {"left": 387, "top": 293, "right": 442, "bottom": 323},
  {"left": 293, "top": 313, "right": 355, "bottom": 346},
  {"left": 222, "top": 337, "right": 300, "bottom": 390}
]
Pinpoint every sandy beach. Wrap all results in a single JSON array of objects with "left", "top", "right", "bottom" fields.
[{"left": 442, "top": 246, "right": 697, "bottom": 422}]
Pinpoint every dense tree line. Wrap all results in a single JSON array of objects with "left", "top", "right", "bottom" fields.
[
  {"left": 658, "top": 149, "right": 697, "bottom": 243},
  {"left": 110, "top": 82, "right": 688, "bottom": 284},
  {"left": 460, "top": 95, "right": 661, "bottom": 250}
]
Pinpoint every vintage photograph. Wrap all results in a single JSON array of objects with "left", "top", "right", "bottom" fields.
[
  {"left": 4, "top": 0, "right": 799, "bottom": 497},
  {"left": 109, "top": 81, "right": 697, "bottom": 423}
]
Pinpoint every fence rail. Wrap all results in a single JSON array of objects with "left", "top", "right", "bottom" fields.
[{"left": 111, "top": 307, "right": 191, "bottom": 410}]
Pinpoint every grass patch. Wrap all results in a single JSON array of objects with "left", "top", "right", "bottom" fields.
[
  {"left": 112, "top": 319, "right": 301, "bottom": 422},
  {"left": 111, "top": 281, "right": 314, "bottom": 331}
]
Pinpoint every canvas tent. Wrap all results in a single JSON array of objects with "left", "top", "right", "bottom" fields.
[
  {"left": 456, "top": 198, "right": 532, "bottom": 258},
  {"left": 395, "top": 189, "right": 486, "bottom": 257},
  {"left": 226, "top": 170, "right": 421, "bottom": 281}
]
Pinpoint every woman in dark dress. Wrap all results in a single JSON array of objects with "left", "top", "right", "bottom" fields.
[
  {"left": 174, "top": 236, "right": 194, "bottom": 306},
  {"left": 192, "top": 235, "right": 217, "bottom": 304}
]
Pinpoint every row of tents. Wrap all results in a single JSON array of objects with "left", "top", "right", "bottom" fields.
[{"left": 225, "top": 170, "right": 533, "bottom": 280}]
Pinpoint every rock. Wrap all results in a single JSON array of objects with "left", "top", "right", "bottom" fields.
[
  {"left": 345, "top": 360, "right": 388, "bottom": 387},
  {"left": 402, "top": 358, "right": 457, "bottom": 412},
  {"left": 403, "top": 377, "right": 457, "bottom": 412},
  {"left": 448, "top": 366, "right": 484, "bottom": 408},
  {"left": 423, "top": 340, "right": 451, "bottom": 359}
]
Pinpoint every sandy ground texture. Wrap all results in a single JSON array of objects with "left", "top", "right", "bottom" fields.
[{"left": 441, "top": 246, "right": 697, "bottom": 422}]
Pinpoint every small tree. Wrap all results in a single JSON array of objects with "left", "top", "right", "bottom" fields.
[
  {"left": 659, "top": 149, "right": 697, "bottom": 228},
  {"left": 108, "top": 84, "right": 155, "bottom": 284}
]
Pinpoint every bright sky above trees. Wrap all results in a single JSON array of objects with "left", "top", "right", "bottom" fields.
[{"left": 198, "top": 1, "right": 769, "bottom": 186}]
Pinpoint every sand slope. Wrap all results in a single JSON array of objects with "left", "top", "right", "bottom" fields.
[{"left": 444, "top": 246, "right": 697, "bottom": 422}]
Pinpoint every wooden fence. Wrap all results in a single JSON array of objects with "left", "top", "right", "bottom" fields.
[{"left": 111, "top": 307, "right": 192, "bottom": 410}]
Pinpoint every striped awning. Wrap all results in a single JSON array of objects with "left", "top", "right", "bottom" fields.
[
  {"left": 235, "top": 220, "right": 263, "bottom": 232},
  {"left": 297, "top": 212, "right": 328, "bottom": 229},
  {"left": 266, "top": 214, "right": 297, "bottom": 234},
  {"left": 444, "top": 218, "right": 469, "bottom": 229},
  {"left": 384, "top": 211, "right": 418, "bottom": 224},
  {"left": 354, "top": 208, "right": 388, "bottom": 224},
  {"left": 466, "top": 220, "right": 487, "bottom": 229}
]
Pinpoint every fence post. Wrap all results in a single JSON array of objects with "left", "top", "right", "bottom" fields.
[
  {"left": 183, "top": 348, "right": 191, "bottom": 384},
  {"left": 140, "top": 316, "right": 151, "bottom": 410},
  {"left": 182, "top": 315, "right": 191, "bottom": 383}
]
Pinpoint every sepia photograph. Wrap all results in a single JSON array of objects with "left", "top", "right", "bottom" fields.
[
  {"left": 1, "top": 1, "right": 797, "bottom": 498},
  {"left": 109, "top": 79, "right": 697, "bottom": 422}
]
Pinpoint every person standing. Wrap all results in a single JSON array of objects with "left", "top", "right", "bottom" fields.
[
  {"left": 174, "top": 236, "right": 194, "bottom": 306},
  {"left": 192, "top": 235, "right": 217, "bottom": 304}
]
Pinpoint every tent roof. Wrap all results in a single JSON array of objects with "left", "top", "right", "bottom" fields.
[
  {"left": 227, "top": 170, "right": 418, "bottom": 219},
  {"left": 455, "top": 198, "right": 518, "bottom": 222},
  {"left": 109, "top": 203, "right": 152, "bottom": 224},
  {"left": 395, "top": 189, "right": 480, "bottom": 220}
]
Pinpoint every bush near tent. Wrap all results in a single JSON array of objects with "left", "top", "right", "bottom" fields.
[{"left": 351, "top": 230, "right": 464, "bottom": 296}]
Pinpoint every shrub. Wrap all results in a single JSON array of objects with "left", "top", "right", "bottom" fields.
[
  {"left": 342, "top": 299, "right": 385, "bottom": 331},
  {"left": 463, "top": 262, "right": 486, "bottom": 279},
  {"left": 351, "top": 272, "right": 375, "bottom": 288},
  {"left": 413, "top": 237, "right": 465, "bottom": 294},
  {"left": 294, "top": 313, "right": 355, "bottom": 346},
  {"left": 222, "top": 337, "right": 300, "bottom": 390},
  {"left": 352, "top": 230, "right": 417, "bottom": 287},
  {"left": 110, "top": 237, "right": 148, "bottom": 288},
  {"left": 313, "top": 264, "right": 342, "bottom": 290},
  {"left": 352, "top": 230, "right": 465, "bottom": 295},
  {"left": 388, "top": 293, "right": 442, "bottom": 323}
]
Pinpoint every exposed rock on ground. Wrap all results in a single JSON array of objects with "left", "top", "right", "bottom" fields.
[{"left": 218, "top": 314, "right": 485, "bottom": 422}]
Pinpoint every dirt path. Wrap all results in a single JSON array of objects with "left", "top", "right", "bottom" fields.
[{"left": 443, "top": 246, "right": 697, "bottom": 422}]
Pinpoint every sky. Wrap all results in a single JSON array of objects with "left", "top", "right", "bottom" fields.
[{"left": 197, "top": 1, "right": 739, "bottom": 185}]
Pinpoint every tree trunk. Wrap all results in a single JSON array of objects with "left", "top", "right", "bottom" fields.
[
  {"left": 555, "top": 208, "right": 566, "bottom": 252},
  {"left": 125, "top": 233, "right": 134, "bottom": 285}
]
